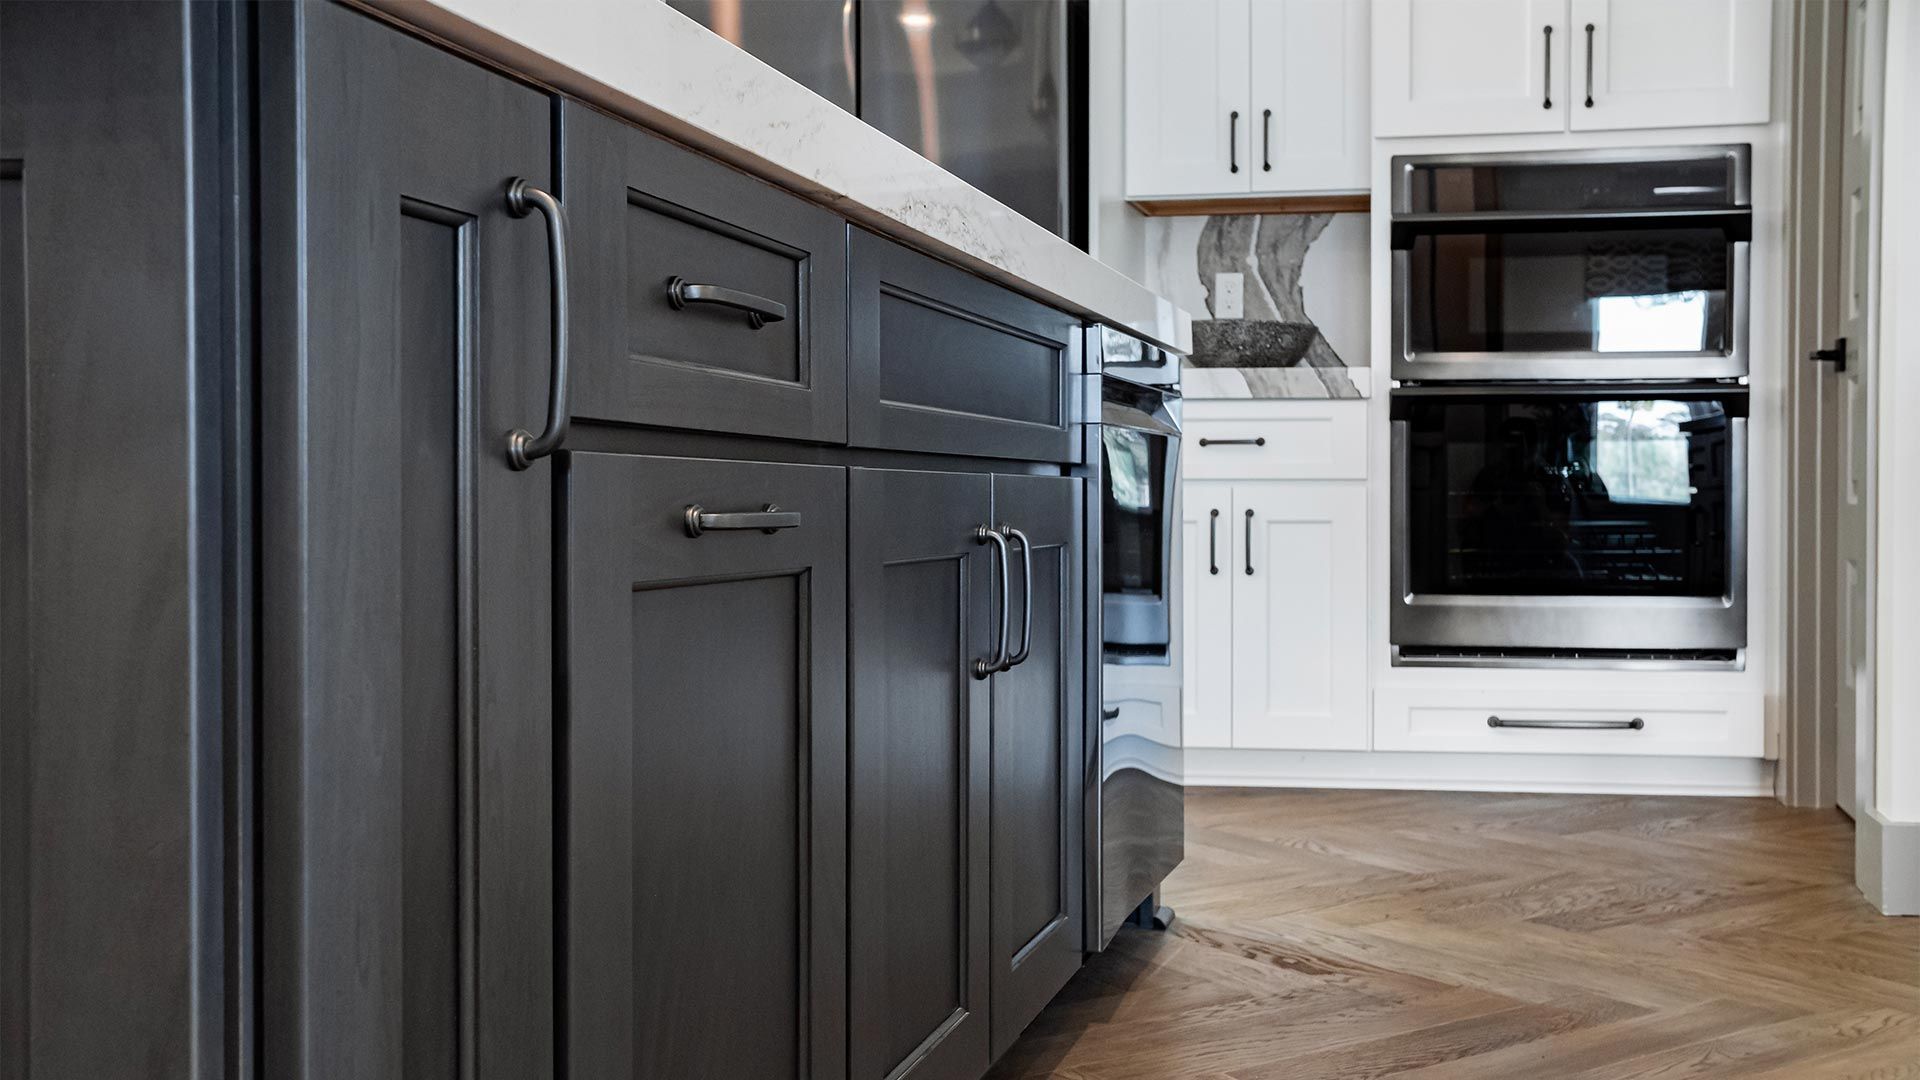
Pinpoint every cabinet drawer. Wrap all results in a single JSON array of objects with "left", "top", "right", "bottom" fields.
[
  {"left": 563, "top": 103, "right": 848, "bottom": 442},
  {"left": 1183, "top": 401, "right": 1367, "bottom": 480},
  {"left": 1373, "top": 687, "right": 1764, "bottom": 758},
  {"left": 850, "top": 230, "right": 1081, "bottom": 462}
]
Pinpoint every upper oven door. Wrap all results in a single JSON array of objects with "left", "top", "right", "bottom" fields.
[
  {"left": 1100, "top": 380, "right": 1181, "bottom": 663},
  {"left": 1390, "top": 382, "right": 1747, "bottom": 652},
  {"left": 1390, "top": 147, "right": 1752, "bottom": 382}
]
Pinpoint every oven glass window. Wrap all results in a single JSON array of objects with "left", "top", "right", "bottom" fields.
[
  {"left": 1404, "top": 227, "right": 1733, "bottom": 356},
  {"left": 1102, "top": 426, "right": 1166, "bottom": 596},
  {"left": 1403, "top": 396, "right": 1734, "bottom": 598}
]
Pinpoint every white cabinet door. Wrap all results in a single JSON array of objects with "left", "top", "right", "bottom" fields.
[
  {"left": 1569, "top": 0, "right": 1771, "bottom": 130},
  {"left": 1229, "top": 483, "right": 1367, "bottom": 750},
  {"left": 1249, "top": 0, "right": 1371, "bottom": 192},
  {"left": 1180, "top": 481, "right": 1236, "bottom": 747},
  {"left": 1373, "top": 0, "right": 1566, "bottom": 136},
  {"left": 1124, "top": 0, "right": 1253, "bottom": 197}
]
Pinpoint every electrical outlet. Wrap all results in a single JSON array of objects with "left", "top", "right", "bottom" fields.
[{"left": 1214, "top": 272, "right": 1244, "bottom": 319}]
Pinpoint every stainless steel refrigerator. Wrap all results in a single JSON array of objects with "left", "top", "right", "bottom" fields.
[{"left": 669, "top": 0, "right": 1088, "bottom": 247}]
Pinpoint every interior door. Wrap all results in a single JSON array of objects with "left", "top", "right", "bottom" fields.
[
  {"left": 987, "top": 473, "right": 1085, "bottom": 1055},
  {"left": 848, "top": 468, "right": 995, "bottom": 1080},
  {"left": 257, "top": 5, "right": 556, "bottom": 1077},
  {"left": 1230, "top": 482, "right": 1368, "bottom": 750},
  {"left": 1123, "top": 0, "right": 1252, "bottom": 196},
  {"left": 1834, "top": 0, "right": 1884, "bottom": 818},
  {"left": 563, "top": 455, "right": 848, "bottom": 1079},
  {"left": 1249, "top": 0, "right": 1371, "bottom": 192},
  {"left": 1180, "top": 481, "right": 1235, "bottom": 748},
  {"left": 1568, "top": 0, "right": 1772, "bottom": 130},
  {"left": 1372, "top": 0, "right": 1566, "bottom": 137}
]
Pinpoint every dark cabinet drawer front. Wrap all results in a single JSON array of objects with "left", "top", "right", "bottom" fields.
[
  {"left": 851, "top": 231, "right": 1081, "bottom": 462},
  {"left": 566, "top": 104, "right": 848, "bottom": 442}
]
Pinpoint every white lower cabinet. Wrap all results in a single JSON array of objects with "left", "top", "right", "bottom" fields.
[
  {"left": 1182, "top": 479, "right": 1367, "bottom": 750},
  {"left": 1374, "top": 686, "right": 1766, "bottom": 758}
]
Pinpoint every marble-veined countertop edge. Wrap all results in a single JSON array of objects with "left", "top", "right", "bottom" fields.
[{"left": 358, "top": 0, "right": 1195, "bottom": 355}]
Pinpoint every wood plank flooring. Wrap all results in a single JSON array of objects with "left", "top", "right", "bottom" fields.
[{"left": 990, "top": 789, "right": 1920, "bottom": 1079}]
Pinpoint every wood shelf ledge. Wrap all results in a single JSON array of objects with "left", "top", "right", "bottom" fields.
[{"left": 1127, "top": 193, "right": 1371, "bottom": 217}]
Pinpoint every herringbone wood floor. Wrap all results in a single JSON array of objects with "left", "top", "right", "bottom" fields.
[{"left": 990, "top": 788, "right": 1920, "bottom": 1079}]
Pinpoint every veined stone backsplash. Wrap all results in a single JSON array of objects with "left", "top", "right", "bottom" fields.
[{"left": 1144, "top": 213, "right": 1369, "bottom": 398}]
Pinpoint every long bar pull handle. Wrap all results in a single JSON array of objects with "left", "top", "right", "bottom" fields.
[
  {"left": 974, "top": 526, "right": 1011, "bottom": 679},
  {"left": 666, "top": 276, "right": 789, "bottom": 329},
  {"left": 1198, "top": 437, "right": 1266, "bottom": 448},
  {"left": 505, "top": 178, "right": 570, "bottom": 470},
  {"left": 1003, "top": 526, "right": 1034, "bottom": 669},
  {"left": 1208, "top": 509, "right": 1219, "bottom": 576},
  {"left": 1488, "top": 716, "right": 1644, "bottom": 731},
  {"left": 682, "top": 504, "right": 802, "bottom": 537},
  {"left": 1542, "top": 26, "right": 1553, "bottom": 109},
  {"left": 1583, "top": 24, "right": 1595, "bottom": 107},
  {"left": 1243, "top": 508, "right": 1255, "bottom": 576},
  {"left": 1229, "top": 110, "right": 1240, "bottom": 174},
  {"left": 1262, "top": 109, "right": 1273, "bottom": 172}
]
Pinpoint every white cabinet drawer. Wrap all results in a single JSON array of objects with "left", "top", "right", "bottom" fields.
[
  {"left": 1183, "top": 400, "right": 1367, "bottom": 480},
  {"left": 1374, "top": 687, "right": 1764, "bottom": 758}
]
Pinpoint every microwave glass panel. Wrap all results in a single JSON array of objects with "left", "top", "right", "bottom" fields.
[
  {"left": 1404, "top": 157, "right": 1738, "bottom": 213},
  {"left": 1402, "top": 395, "right": 1734, "bottom": 599},
  {"left": 1405, "top": 228, "right": 1732, "bottom": 356}
]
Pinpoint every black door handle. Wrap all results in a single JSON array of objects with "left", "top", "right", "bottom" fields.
[
  {"left": 1229, "top": 110, "right": 1240, "bottom": 174},
  {"left": 1243, "top": 509, "right": 1254, "bottom": 576},
  {"left": 1584, "top": 24, "right": 1596, "bottom": 107},
  {"left": 1002, "top": 526, "right": 1034, "bottom": 669},
  {"left": 1542, "top": 25, "right": 1553, "bottom": 109},
  {"left": 973, "top": 526, "right": 1011, "bottom": 679},
  {"left": 1208, "top": 509, "right": 1219, "bottom": 575},
  {"left": 1262, "top": 108, "right": 1272, "bottom": 172},
  {"left": 1101, "top": 706, "right": 1121, "bottom": 722},
  {"left": 504, "top": 179, "right": 571, "bottom": 470},
  {"left": 666, "top": 276, "right": 788, "bottom": 329},
  {"left": 1810, "top": 337, "right": 1848, "bottom": 373}
]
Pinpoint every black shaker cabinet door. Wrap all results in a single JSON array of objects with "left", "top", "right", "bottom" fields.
[
  {"left": 563, "top": 102, "right": 850, "bottom": 442},
  {"left": 848, "top": 468, "right": 996, "bottom": 1080},
  {"left": 849, "top": 230, "right": 1081, "bottom": 463},
  {"left": 564, "top": 453, "right": 849, "bottom": 1080},
  {"left": 256, "top": 4, "right": 555, "bottom": 1077},
  {"left": 988, "top": 473, "right": 1087, "bottom": 1055}
]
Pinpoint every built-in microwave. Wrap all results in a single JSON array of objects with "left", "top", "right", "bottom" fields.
[{"left": 1390, "top": 146, "right": 1752, "bottom": 383}]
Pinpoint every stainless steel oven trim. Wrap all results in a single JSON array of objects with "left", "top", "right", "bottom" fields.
[
  {"left": 1391, "top": 242, "right": 1751, "bottom": 382},
  {"left": 1390, "top": 144, "right": 1753, "bottom": 213},
  {"left": 1389, "top": 407, "right": 1747, "bottom": 654},
  {"left": 1390, "top": 145, "right": 1751, "bottom": 383}
]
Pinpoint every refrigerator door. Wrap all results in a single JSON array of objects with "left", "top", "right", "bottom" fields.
[
  {"left": 860, "top": 0, "right": 1078, "bottom": 239},
  {"left": 668, "top": 0, "right": 858, "bottom": 113}
]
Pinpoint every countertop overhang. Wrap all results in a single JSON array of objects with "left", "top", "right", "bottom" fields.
[{"left": 361, "top": 0, "right": 1193, "bottom": 355}]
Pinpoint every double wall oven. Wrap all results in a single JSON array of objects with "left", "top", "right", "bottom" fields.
[{"left": 1389, "top": 147, "right": 1751, "bottom": 667}]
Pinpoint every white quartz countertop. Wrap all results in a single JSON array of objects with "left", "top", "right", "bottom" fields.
[{"left": 366, "top": 0, "right": 1193, "bottom": 354}]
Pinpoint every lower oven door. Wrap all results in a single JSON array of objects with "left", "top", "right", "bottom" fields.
[
  {"left": 1101, "top": 388, "right": 1181, "bottom": 663},
  {"left": 1390, "top": 382, "right": 1747, "bottom": 654}
]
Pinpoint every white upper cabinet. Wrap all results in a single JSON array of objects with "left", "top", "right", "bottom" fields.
[
  {"left": 1372, "top": 0, "right": 1770, "bottom": 138},
  {"left": 1250, "top": 0, "right": 1372, "bottom": 192},
  {"left": 1124, "top": 0, "right": 1252, "bottom": 197},
  {"left": 1568, "top": 0, "right": 1772, "bottom": 131},
  {"left": 1125, "top": 0, "right": 1369, "bottom": 199},
  {"left": 1373, "top": 0, "right": 1565, "bottom": 136}
]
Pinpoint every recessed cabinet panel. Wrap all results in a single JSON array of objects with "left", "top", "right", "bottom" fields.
[
  {"left": 1569, "top": 0, "right": 1772, "bottom": 130},
  {"left": 1180, "top": 482, "right": 1236, "bottom": 749},
  {"left": 850, "top": 231, "right": 1080, "bottom": 462},
  {"left": 564, "top": 102, "right": 849, "bottom": 442},
  {"left": 1373, "top": 0, "right": 1565, "bottom": 137},
  {"left": 564, "top": 454, "right": 848, "bottom": 1080}
]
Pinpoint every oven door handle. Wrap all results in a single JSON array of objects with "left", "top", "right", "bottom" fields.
[{"left": 1489, "top": 716, "right": 1644, "bottom": 731}]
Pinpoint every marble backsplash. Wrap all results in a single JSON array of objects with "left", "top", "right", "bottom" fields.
[{"left": 1145, "top": 212, "right": 1369, "bottom": 398}]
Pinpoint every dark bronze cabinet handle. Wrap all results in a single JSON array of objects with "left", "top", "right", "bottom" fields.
[
  {"left": 1208, "top": 509, "right": 1219, "bottom": 576},
  {"left": 1810, "top": 337, "right": 1848, "bottom": 372},
  {"left": 1243, "top": 508, "right": 1254, "bottom": 576},
  {"left": 974, "top": 526, "right": 1011, "bottom": 679},
  {"left": 1002, "top": 526, "right": 1034, "bottom": 669},
  {"left": 666, "top": 275, "right": 789, "bottom": 329},
  {"left": 1542, "top": 26, "right": 1553, "bottom": 109},
  {"left": 683, "top": 503, "right": 801, "bottom": 537},
  {"left": 1229, "top": 110, "right": 1240, "bottom": 174},
  {"left": 1488, "top": 716, "right": 1644, "bottom": 730},
  {"left": 504, "top": 178, "right": 570, "bottom": 470},
  {"left": 1584, "top": 24, "right": 1595, "bottom": 107},
  {"left": 1198, "top": 437, "right": 1265, "bottom": 447},
  {"left": 1101, "top": 706, "right": 1121, "bottom": 722},
  {"left": 1262, "top": 108, "right": 1272, "bottom": 172}
]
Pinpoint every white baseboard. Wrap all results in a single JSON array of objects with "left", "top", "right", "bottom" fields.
[
  {"left": 1182, "top": 749, "right": 1775, "bottom": 796},
  {"left": 1857, "top": 807, "right": 1920, "bottom": 916}
]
